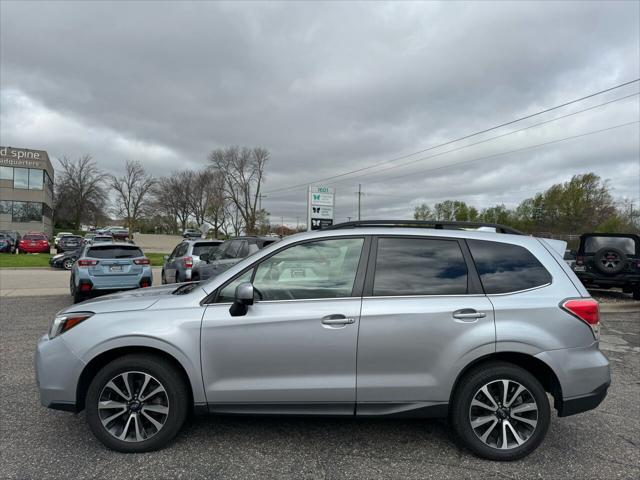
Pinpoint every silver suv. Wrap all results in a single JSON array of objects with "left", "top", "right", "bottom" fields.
[{"left": 35, "top": 221, "right": 610, "bottom": 460}]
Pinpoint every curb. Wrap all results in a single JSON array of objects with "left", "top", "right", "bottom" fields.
[{"left": 600, "top": 303, "right": 640, "bottom": 313}]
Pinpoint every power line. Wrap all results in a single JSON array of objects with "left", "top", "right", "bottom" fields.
[
  {"left": 265, "top": 92, "right": 639, "bottom": 197},
  {"left": 263, "top": 78, "right": 640, "bottom": 195},
  {"left": 330, "top": 120, "right": 639, "bottom": 188},
  {"left": 323, "top": 92, "right": 639, "bottom": 187}
]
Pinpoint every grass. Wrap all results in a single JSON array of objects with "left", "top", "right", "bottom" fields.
[
  {"left": 0, "top": 252, "right": 168, "bottom": 268},
  {"left": 0, "top": 253, "right": 53, "bottom": 268}
]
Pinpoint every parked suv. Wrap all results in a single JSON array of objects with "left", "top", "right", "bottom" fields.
[
  {"left": 35, "top": 221, "right": 609, "bottom": 460},
  {"left": 69, "top": 243, "right": 152, "bottom": 303},
  {"left": 573, "top": 233, "right": 640, "bottom": 300},
  {"left": 191, "top": 236, "right": 279, "bottom": 281},
  {"left": 57, "top": 235, "right": 83, "bottom": 253},
  {"left": 161, "top": 239, "right": 224, "bottom": 284}
]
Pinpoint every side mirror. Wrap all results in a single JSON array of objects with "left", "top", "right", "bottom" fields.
[
  {"left": 200, "top": 252, "right": 210, "bottom": 263},
  {"left": 229, "top": 282, "right": 254, "bottom": 317},
  {"left": 163, "top": 255, "right": 169, "bottom": 261}
]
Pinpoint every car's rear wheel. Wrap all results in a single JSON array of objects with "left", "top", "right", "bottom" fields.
[
  {"left": 85, "top": 354, "right": 189, "bottom": 453},
  {"left": 451, "top": 361, "right": 550, "bottom": 461}
]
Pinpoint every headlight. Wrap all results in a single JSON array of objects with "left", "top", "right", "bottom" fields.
[{"left": 49, "top": 312, "right": 94, "bottom": 339}]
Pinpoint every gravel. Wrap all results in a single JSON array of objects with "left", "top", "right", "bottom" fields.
[{"left": 1, "top": 296, "right": 639, "bottom": 479}]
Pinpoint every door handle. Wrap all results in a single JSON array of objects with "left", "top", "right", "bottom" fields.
[
  {"left": 452, "top": 309, "right": 486, "bottom": 320},
  {"left": 321, "top": 314, "right": 356, "bottom": 326}
]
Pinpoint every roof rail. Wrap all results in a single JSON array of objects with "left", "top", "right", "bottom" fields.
[{"left": 325, "top": 220, "right": 525, "bottom": 235}]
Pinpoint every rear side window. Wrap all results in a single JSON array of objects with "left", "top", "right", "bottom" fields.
[
  {"left": 468, "top": 240, "right": 551, "bottom": 294},
  {"left": 192, "top": 242, "right": 221, "bottom": 256},
  {"left": 373, "top": 238, "right": 468, "bottom": 296},
  {"left": 87, "top": 246, "right": 144, "bottom": 259},
  {"left": 584, "top": 236, "right": 636, "bottom": 255}
]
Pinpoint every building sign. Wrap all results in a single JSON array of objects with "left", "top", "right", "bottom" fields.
[
  {"left": 0, "top": 147, "right": 47, "bottom": 168},
  {"left": 307, "top": 186, "right": 335, "bottom": 230}
]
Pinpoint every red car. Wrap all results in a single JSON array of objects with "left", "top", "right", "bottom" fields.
[{"left": 18, "top": 233, "right": 50, "bottom": 254}]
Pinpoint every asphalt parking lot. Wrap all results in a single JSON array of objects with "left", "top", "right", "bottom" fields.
[{"left": 0, "top": 295, "right": 638, "bottom": 480}]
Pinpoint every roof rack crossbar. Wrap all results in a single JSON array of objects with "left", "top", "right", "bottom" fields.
[{"left": 325, "top": 220, "right": 524, "bottom": 235}]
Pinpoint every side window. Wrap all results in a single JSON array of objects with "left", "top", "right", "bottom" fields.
[
  {"left": 176, "top": 243, "right": 188, "bottom": 257},
  {"left": 373, "top": 237, "right": 468, "bottom": 296},
  {"left": 168, "top": 244, "right": 181, "bottom": 259},
  {"left": 467, "top": 239, "right": 552, "bottom": 294},
  {"left": 215, "top": 269, "right": 254, "bottom": 303},
  {"left": 253, "top": 238, "right": 364, "bottom": 301}
]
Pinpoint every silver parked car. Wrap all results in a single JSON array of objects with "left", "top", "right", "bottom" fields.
[
  {"left": 36, "top": 221, "right": 609, "bottom": 460},
  {"left": 161, "top": 239, "right": 224, "bottom": 284},
  {"left": 190, "top": 236, "right": 279, "bottom": 281}
]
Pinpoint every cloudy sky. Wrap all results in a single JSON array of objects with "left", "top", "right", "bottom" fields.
[{"left": 1, "top": 0, "right": 639, "bottom": 225}]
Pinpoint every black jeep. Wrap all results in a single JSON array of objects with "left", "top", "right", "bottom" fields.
[{"left": 573, "top": 233, "right": 640, "bottom": 300}]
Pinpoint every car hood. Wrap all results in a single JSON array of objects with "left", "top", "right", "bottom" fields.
[{"left": 61, "top": 284, "right": 181, "bottom": 314}]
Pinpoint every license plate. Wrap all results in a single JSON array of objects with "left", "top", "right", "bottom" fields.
[
  {"left": 573, "top": 266, "right": 586, "bottom": 272},
  {"left": 110, "top": 265, "right": 123, "bottom": 272}
]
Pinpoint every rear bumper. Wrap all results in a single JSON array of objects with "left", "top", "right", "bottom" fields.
[
  {"left": 557, "top": 381, "right": 610, "bottom": 417},
  {"left": 535, "top": 342, "right": 610, "bottom": 417},
  {"left": 19, "top": 246, "right": 50, "bottom": 253},
  {"left": 575, "top": 271, "right": 640, "bottom": 286}
]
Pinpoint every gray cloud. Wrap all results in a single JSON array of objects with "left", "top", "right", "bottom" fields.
[{"left": 1, "top": 0, "right": 638, "bottom": 224}]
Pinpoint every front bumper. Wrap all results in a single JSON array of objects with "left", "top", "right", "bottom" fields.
[{"left": 35, "top": 334, "right": 85, "bottom": 411}]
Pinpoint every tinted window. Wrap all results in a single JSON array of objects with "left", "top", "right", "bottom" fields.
[
  {"left": 468, "top": 240, "right": 551, "bottom": 294},
  {"left": 13, "top": 168, "right": 29, "bottom": 189},
  {"left": 87, "top": 246, "right": 144, "bottom": 259},
  {"left": 584, "top": 236, "right": 636, "bottom": 255},
  {"left": 373, "top": 238, "right": 468, "bottom": 296},
  {"left": 23, "top": 234, "right": 47, "bottom": 241},
  {"left": 0, "top": 200, "right": 11, "bottom": 214},
  {"left": 193, "top": 242, "right": 221, "bottom": 256},
  {"left": 0, "top": 166, "right": 12, "bottom": 180},
  {"left": 12, "top": 202, "right": 42, "bottom": 222},
  {"left": 29, "top": 169, "right": 43, "bottom": 190},
  {"left": 253, "top": 238, "right": 364, "bottom": 301},
  {"left": 175, "top": 243, "right": 189, "bottom": 257}
]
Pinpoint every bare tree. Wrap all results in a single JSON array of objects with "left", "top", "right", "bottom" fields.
[
  {"left": 153, "top": 172, "right": 193, "bottom": 232},
  {"left": 109, "top": 160, "right": 156, "bottom": 237},
  {"left": 56, "top": 155, "right": 108, "bottom": 229},
  {"left": 209, "top": 146, "right": 268, "bottom": 235},
  {"left": 189, "top": 169, "right": 226, "bottom": 237}
]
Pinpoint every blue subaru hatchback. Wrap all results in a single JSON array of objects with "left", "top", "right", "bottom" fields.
[{"left": 70, "top": 243, "right": 152, "bottom": 303}]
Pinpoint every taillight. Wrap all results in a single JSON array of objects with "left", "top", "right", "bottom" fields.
[
  {"left": 576, "top": 256, "right": 584, "bottom": 266},
  {"left": 561, "top": 298, "right": 600, "bottom": 340},
  {"left": 140, "top": 279, "right": 151, "bottom": 288},
  {"left": 183, "top": 256, "right": 193, "bottom": 268},
  {"left": 134, "top": 258, "right": 150, "bottom": 265},
  {"left": 77, "top": 259, "right": 98, "bottom": 267},
  {"left": 79, "top": 283, "right": 92, "bottom": 292}
]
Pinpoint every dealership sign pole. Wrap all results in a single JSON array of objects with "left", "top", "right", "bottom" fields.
[{"left": 307, "top": 186, "right": 335, "bottom": 230}]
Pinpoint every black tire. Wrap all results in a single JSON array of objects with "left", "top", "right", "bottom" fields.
[
  {"left": 161, "top": 270, "right": 166, "bottom": 285},
  {"left": 451, "top": 361, "right": 550, "bottom": 461},
  {"left": 633, "top": 286, "right": 640, "bottom": 301},
  {"left": 85, "top": 354, "right": 189, "bottom": 453},
  {"left": 63, "top": 258, "right": 74, "bottom": 270}
]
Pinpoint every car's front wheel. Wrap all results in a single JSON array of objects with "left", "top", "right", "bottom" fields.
[
  {"left": 451, "top": 361, "right": 550, "bottom": 461},
  {"left": 63, "top": 258, "right": 74, "bottom": 270},
  {"left": 85, "top": 354, "right": 189, "bottom": 453}
]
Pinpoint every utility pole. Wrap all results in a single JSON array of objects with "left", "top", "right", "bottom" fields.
[
  {"left": 258, "top": 194, "right": 266, "bottom": 211},
  {"left": 357, "top": 184, "right": 362, "bottom": 221}
]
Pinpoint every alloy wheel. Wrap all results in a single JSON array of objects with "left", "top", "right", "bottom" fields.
[
  {"left": 468, "top": 379, "right": 538, "bottom": 450},
  {"left": 600, "top": 250, "right": 621, "bottom": 270},
  {"left": 98, "top": 371, "right": 169, "bottom": 442}
]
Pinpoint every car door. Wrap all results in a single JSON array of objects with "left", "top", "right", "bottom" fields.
[
  {"left": 356, "top": 236, "right": 495, "bottom": 414},
  {"left": 165, "top": 243, "right": 184, "bottom": 283},
  {"left": 200, "top": 236, "right": 369, "bottom": 414}
]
